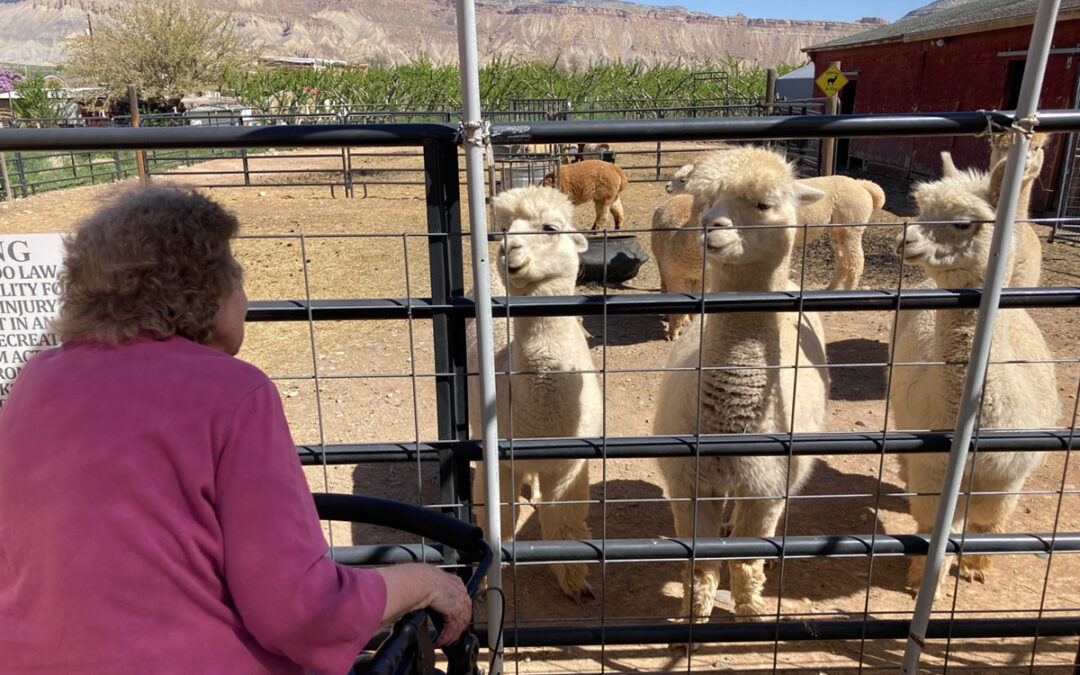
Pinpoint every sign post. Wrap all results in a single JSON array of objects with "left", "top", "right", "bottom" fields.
[{"left": 815, "top": 62, "right": 848, "bottom": 176}]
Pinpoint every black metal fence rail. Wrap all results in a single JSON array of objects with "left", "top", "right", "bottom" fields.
[{"left": 295, "top": 429, "right": 1080, "bottom": 465}]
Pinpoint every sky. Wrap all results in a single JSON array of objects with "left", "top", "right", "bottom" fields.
[{"left": 626, "top": 1, "right": 930, "bottom": 23}]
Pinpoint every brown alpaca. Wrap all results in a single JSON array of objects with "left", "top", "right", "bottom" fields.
[{"left": 540, "top": 159, "right": 628, "bottom": 230}]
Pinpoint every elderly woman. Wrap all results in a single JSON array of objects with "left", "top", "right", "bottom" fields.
[{"left": 0, "top": 186, "right": 471, "bottom": 673}]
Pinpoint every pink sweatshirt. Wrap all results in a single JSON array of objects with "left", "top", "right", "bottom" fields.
[{"left": 0, "top": 334, "right": 387, "bottom": 674}]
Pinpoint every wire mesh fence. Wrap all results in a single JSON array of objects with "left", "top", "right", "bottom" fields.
[{"left": 1, "top": 112, "right": 1078, "bottom": 673}]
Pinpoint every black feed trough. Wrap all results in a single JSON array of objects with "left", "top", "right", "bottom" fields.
[{"left": 577, "top": 233, "right": 649, "bottom": 285}]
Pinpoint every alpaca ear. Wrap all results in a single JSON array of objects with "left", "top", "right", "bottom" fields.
[
  {"left": 940, "top": 151, "right": 960, "bottom": 177},
  {"left": 569, "top": 231, "right": 589, "bottom": 253},
  {"left": 794, "top": 183, "right": 826, "bottom": 205}
]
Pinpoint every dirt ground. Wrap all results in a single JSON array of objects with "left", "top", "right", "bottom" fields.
[{"left": 2, "top": 141, "right": 1078, "bottom": 673}]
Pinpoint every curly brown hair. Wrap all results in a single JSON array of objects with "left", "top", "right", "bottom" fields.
[{"left": 53, "top": 185, "right": 242, "bottom": 346}]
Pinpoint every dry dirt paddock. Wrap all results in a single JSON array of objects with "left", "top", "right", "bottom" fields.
[{"left": 2, "top": 141, "right": 1078, "bottom": 674}]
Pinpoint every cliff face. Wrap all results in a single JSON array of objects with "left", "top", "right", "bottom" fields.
[{"left": 0, "top": 0, "right": 888, "bottom": 68}]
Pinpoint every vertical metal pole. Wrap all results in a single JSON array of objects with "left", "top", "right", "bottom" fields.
[
  {"left": 423, "top": 136, "right": 470, "bottom": 525},
  {"left": 765, "top": 67, "right": 777, "bottom": 116},
  {"left": 15, "top": 152, "right": 27, "bottom": 198},
  {"left": 456, "top": 1, "right": 503, "bottom": 672},
  {"left": 241, "top": 148, "right": 251, "bottom": 186},
  {"left": 821, "top": 62, "right": 840, "bottom": 177},
  {"left": 128, "top": 84, "right": 148, "bottom": 186},
  {"left": 901, "top": 1, "right": 1061, "bottom": 672},
  {"left": 0, "top": 153, "right": 11, "bottom": 202}
]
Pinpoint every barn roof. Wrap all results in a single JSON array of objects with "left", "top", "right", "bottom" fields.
[{"left": 806, "top": 0, "right": 1080, "bottom": 52}]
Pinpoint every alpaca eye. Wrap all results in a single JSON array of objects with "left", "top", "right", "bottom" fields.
[
  {"left": 541, "top": 224, "right": 559, "bottom": 233},
  {"left": 953, "top": 222, "right": 972, "bottom": 230},
  {"left": 756, "top": 202, "right": 771, "bottom": 211}
]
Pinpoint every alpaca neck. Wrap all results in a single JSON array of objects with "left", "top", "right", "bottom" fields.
[
  {"left": 510, "top": 275, "right": 582, "bottom": 370},
  {"left": 933, "top": 307, "right": 979, "bottom": 415},
  {"left": 697, "top": 258, "right": 790, "bottom": 434}
]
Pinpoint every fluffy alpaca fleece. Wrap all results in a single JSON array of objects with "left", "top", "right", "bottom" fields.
[
  {"left": 666, "top": 155, "right": 884, "bottom": 290},
  {"left": 466, "top": 185, "right": 601, "bottom": 603},
  {"left": 889, "top": 153, "right": 1059, "bottom": 598},
  {"left": 539, "top": 159, "right": 628, "bottom": 230},
  {"left": 653, "top": 147, "right": 830, "bottom": 627}
]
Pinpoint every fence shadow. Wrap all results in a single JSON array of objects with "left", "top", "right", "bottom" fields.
[{"left": 827, "top": 337, "right": 890, "bottom": 401}]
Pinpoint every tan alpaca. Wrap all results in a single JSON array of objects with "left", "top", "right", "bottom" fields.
[
  {"left": 539, "top": 159, "right": 628, "bottom": 230},
  {"left": 653, "top": 148, "right": 830, "bottom": 629},
  {"left": 650, "top": 193, "right": 709, "bottom": 340},
  {"left": 467, "top": 185, "right": 601, "bottom": 603},
  {"left": 890, "top": 152, "right": 1059, "bottom": 598},
  {"left": 796, "top": 175, "right": 886, "bottom": 290},
  {"left": 988, "top": 131, "right": 1047, "bottom": 286}
]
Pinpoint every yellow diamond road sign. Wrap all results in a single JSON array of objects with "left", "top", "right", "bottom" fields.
[{"left": 816, "top": 65, "right": 848, "bottom": 97}]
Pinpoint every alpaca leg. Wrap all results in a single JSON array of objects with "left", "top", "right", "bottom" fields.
[
  {"left": 905, "top": 491, "right": 949, "bottom": 598},
  {"left": 537, "top": 463, "right": 594, "bottom": 602},
  {"left": 958, "top": 520, "right": 1004, "bottom": 583},
  {"left": 828, "top": 226, "right": 865, "bottom": 290},
  {"left": 728, "top": 497, "right": 785, "bottom": 619},
  {"left": 666, "top": 487, "right": 725, "bottom": 651},
  {"left": 609, "top": 196, "right": 625, "bottom": 230},
  {"left": 473, "top": 463, "right": 522, "bottom": 540},
  {"left": 828, "top": 228, "right": 848, "bottom": 290},
  {"left": 592, "top": 198, "right": 613, "bottom": 230}
]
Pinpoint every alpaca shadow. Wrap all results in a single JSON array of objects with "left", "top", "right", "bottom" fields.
[
  {"left": 827, "top": 337, "right": 889, "bottom": 401},
  {"left": 501, "top": 477, "right": 683, "bottom": 623},
  {"left": 783, "top": 459, "right": 914, "bottom": 599},
  {"left": 583, "top": 313, "right": 668, "bottom": 347},
  {"left": 348, "top": 462, "right": 442, "bottom": 547}
]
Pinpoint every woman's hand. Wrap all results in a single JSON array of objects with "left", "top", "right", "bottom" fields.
[
  {"left": 423, "top": 567, "right": 472, "bottom": 647},
  {"left": 377, "top": 563, "right": 473, "bottom": 647}
]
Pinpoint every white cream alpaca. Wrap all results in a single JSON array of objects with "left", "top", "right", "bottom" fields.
[
  {"left": 654, "top": 147, "right": 830, "bottom": 624},
  {"left": 890, "top": 153, "right": 1059, "bottom": 597},
  {"left": 468, "top": 185, "right": 601, "bottom": 603},
  {"left": 656, "top": 156, "right": 884, "bottom": 339}
]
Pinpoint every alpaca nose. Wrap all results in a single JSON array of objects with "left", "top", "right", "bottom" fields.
[{"left": 706, "top": 215, "right": 733, "bottom": 229}]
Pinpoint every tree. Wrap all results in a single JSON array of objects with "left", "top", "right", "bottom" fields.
[
  {"left": 61, "top": 1, "right": 255, "bottom": 110},
  {"left": 12, "top": 75, "right": 66, "bottom": 120}
]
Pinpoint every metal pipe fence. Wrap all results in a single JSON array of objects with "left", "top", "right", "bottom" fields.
[
  {"left": 2, "top": 111, "right": 1079, "bottom": 671},
  {"left": 1, "top": 102, "right": 822, "bottom": 201}
]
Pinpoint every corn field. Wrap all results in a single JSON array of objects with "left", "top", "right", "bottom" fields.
[{"left": 222, "top": 55, "right": 803, "bottom": 111}]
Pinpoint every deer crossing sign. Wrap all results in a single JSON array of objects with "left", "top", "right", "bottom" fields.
[{"left": 815, "top": 65, "right": 849, "bottom": 98}]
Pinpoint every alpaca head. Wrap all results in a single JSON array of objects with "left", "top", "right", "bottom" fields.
[
  {"left": 665, "top": 163, "right": 695, "bottom": 194},
  {"left": 896, "top": 152, "right": 1011, "bottom": 284},
  {"left": 686, "top": 148, "right": 824, "bottom": 266},
  {"left": 490, "top": 185, "right": 588, "bottom": 295}
]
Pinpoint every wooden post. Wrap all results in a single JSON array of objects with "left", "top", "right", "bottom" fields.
[
  {"left": 128, "top": 84, "right": 148, "bottom": 186},
  {"left": 821, "top": 61, "right": 840, "bottom": 177},
  {"left": 0, "top": 153, "right": 11, "bottom": 202},
  {"left": 765, "top": 68, "right": 777, "bottom": 116}
]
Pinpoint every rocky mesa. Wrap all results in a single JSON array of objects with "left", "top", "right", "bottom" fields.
[{"left": 0, "top": 0, "right": 887, "bottom": 68}]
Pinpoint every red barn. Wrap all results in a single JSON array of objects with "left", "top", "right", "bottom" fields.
[{"left": 805, "top": 0, "right": 1080, "bottom": 213}]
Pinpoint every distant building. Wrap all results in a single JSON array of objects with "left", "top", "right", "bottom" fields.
[
  {"left": 258, "top": 56, "right": 355, "bottom": 72},
  {"left": 774, "top": 63, "right": 816, "bottom": 101},
  {"left": 805, "top": 0, "right": 1080, "bottom": 212}
]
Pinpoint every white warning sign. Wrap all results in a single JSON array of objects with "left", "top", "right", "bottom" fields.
[{"left": 0, "top": 234, "right": 65, "bottom": 403}]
